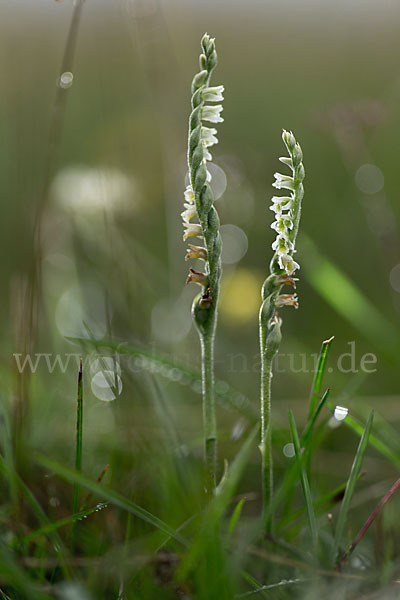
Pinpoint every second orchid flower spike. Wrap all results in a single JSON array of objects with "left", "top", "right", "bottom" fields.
[{"left": 259, "top": 130, "right": 305, "bottom": 530}]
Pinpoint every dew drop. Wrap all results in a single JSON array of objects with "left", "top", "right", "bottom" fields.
[
  {"left": 283, "top": 443, "right": 295, "bottom": 458},
  {"left": 334, "top": 405, "right": 348, "bottom": 421},
  {"left": 58, "top": 71, "right": 74, "bottom": 89}
]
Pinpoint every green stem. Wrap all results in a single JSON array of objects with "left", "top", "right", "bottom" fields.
[
  {"left": 260, "top": 343, "right": 273, "bottom": 531},
  {"left": 200, "top": 331, "right": 217, "bottom": 496}
]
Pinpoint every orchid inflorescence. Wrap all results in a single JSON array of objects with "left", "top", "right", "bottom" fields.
[
  {"left": 182, "top": 33, "right": 224, "bottom": 491},
  {"left": 270, "top": 129, "right": 305, "bottom": 278},
  {"left": 182, "top": 34, "right": 224, "bottom": 322}
]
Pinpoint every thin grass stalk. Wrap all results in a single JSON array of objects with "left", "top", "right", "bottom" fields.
[
  {"left": 259, "top": 130, "right": 305, "bottom": 529},
  {"left": 182, "top": 34, "right": 224, "bottom": 494},
  {"left": 72, "top": 359, "right": 83, "bottom": 515}
]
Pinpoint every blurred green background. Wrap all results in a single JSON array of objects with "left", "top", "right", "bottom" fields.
[{"left": 2, "top": 0, "right": 400, "bottom": 501}]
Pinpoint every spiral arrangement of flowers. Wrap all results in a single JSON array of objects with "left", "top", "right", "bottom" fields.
[{"left": 182, "top": 34, "right": 224, "bottom": 491}]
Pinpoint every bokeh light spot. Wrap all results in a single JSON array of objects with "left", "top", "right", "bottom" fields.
[
  {"left": 220, "top": 224, "right": 248, "bottom": 265},
  {"left": 389, "top": 264, "right": 400, "bottom": 293},
  {"left": 151, "top": 297, "right": 192, "bottom": 343},
  {"left": 207, "top": 163, "right": 227, "bottom": 200},
  {"left": 91, "top": 370, "right": 122, "bottom": 402},
  {"left": 355, "top": 164, "right": 384, "bottom": 194}
]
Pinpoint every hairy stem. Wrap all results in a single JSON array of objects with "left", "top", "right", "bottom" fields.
[
  {"left": 260, "top": 350, "right": 273, "bottom": 530},
  {"left": 201, "top": 331, "right": 217, "bottom": 495}
]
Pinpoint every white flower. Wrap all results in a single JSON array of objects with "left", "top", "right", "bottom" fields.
[
  {"left": 183, "top": 223, "right": 203, "bottom": 241},
  {"left": 279, "top": 156, "right": 293, "bottom": 168},
  {"left": 271, "top": 215, "right": 293, "bottom": 234},
  {"left": 201, "top": 127, "right": 218, "bottom": 147},
  {"left": 271, "top": 195, "right": 292, "bottom": 205},
  {"left": 272, "top": 173, "right": 295, "bottom": 191},
  {"left": 202, "top": 145, "right": 212, "bottom": 162},
  {"left": 278, "top": 254, "right": 300, "bottom": 275},
  {"left": 272, "top": 236, "right": 294, "bottom": 254},
  {"left": 202, "top": 85, "right": 224, "bottom": 102},
  {"left": 181, "top": 204, "right": 197, "bottom": 223},
  {"left": 269, "top": 201, "right": 292, "bottom": 215},
  {"left": 184, "top": 185, "right": 195, "bottom": 204},
  {"left": 202, "top": 105, "right": 224, "bottom": 123}
]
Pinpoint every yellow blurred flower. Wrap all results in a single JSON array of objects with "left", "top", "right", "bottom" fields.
[{"left": 220, "top": 269, "right": 262, "bottom": 324}]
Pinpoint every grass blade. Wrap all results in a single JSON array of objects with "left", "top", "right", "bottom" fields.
[
  {"left": 288, "top": 411, "right": 318, "bottom": 553},
  {"left": 303, "top": 389, "right": 330, "bottom": 454},
  {"left": 329, "top": 410, "right": 374, "bottom": 567},
  {"left": 67, "top": 336, "right": 257, "bottom": 422},
  {"left": 228, "top": 498, "right": 246, "bottom": 537},
  {"left": 308, "top": 337, "right": 334, "bottom": 418},
  {"left": 34, "top": 453, "right": 187, "bottom": 546},
  {"left": 22, "top": 503, "right": 108, "bottom": 544},
  {"left": 72, "top": 359, "right": 83, "bottom": 515},
  {"left": 303, "top": 236, "right": 399, "bottom": 359}
]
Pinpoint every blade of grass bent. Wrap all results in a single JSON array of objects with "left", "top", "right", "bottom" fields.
[
  {"left": 329, "top": 410, "right": 374, "bottom": 567},
  {"left": 22, "top": 503, "right": 108, "bottom": 544},
  {"left": 67, "top": 336, "right": 257, "bottom": 422},
  {"left": 303, "top": 236, "right": 399, "bottom": 360},
  {"left": 35, "top": 453, "right": 187, "bottom": 546}
]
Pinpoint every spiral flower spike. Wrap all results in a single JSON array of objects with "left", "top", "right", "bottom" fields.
[
  {"left": 182, "top": 34, "right": 224, "bottom": 494},
  {"left": 259, "top": 130, "right": 305, "bottom": 529}
]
